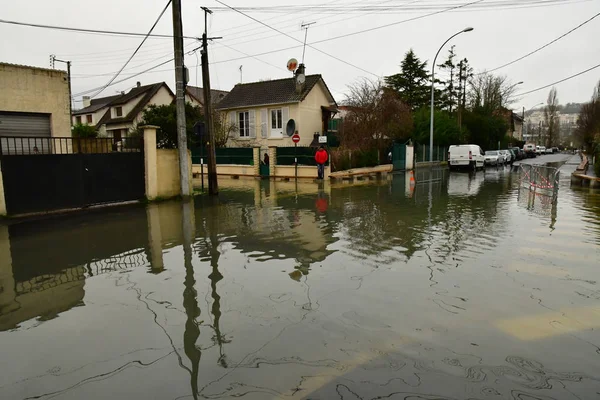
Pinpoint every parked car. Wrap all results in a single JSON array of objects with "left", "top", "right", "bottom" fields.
[
  {"left": 507, "top": 149, "right": 517, "bottom": 163},
  {"left": 539, "top": 146, "right": 546, "bottom": 155},
  {"left": 553, "top": 147, "right": 559, "bottom": 153},
  {"left": 545, "top": 147, "right": 553, "bottom": 154},
  {"left": 523, "top": 143, "right": 537, "bottom": 158},
  {"left": 511, "top": 147, "right": 523, "bottom": 160},
  {"left": 499, "top": 150, "right": 512, "bottom": 164},
  {"left": 448, "top": 144, "right": 485, "bottom": 171},
  {"left": 484, "top": 150, "right": 501, "bottom": 166}
]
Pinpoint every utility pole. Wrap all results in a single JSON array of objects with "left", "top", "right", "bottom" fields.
[
  {"left": 172, "top": 0, "right": 191, "bottom": 197},
  {"left": 52, "top": 55, "right": 73, "bottom": 127},
  {"left": 201, "top": 6, "right": 220, "bottom": 195}
]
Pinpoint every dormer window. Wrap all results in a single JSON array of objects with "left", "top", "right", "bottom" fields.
[{"left": 115, "top": 106, "right": 123, "bottom": 117}]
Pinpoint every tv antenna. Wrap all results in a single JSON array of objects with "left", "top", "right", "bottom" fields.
[{"left": 300, "top": 22, "right": 315, "bottom": 64}]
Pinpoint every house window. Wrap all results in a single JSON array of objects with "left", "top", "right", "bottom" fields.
[
  {"left": 271, "top": 109, "right": 282, "bottom": 130},
  {"left": 115, "top": 106, "right": 123, "bottom": 117},
  {"left": 238, "top": 111, "right": 250, "bottom": 137},
  {"left": 75, "top": 116, "right": 82, "bottom": 124},
  {"left": 86, "top": 115, "right": 92, "bottom": 124}
]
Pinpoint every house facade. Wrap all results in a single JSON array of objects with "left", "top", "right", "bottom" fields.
[
  {"left": 0, "top": 63, "right": 71, "bottom": 140},
  {"left": 72, "top": 82, "right": 174, "bottom": 140},
  {"left": 216, "top": 74, "right": 337, "bottom": 148}
]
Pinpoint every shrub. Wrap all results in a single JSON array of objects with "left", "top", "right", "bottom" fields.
[{"left": 72, "top": 123, "right": 97, "bottom": 138}]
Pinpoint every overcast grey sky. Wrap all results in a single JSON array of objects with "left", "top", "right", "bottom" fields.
[{"left": 1, "top": 0, "right": 599, "bottom": 111}]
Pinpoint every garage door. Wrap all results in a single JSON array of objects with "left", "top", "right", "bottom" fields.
[{"left": 0, "top": 112, "right": 51, "bottom": 154}]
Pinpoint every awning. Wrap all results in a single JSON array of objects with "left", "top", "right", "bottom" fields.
[{"left": 321, "top": 105, "right": 338, "bottom": 113}]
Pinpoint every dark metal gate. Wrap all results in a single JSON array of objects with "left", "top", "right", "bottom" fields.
[
  {"left": 0, "top": 136, "right": 144, "bottom": 215},
  {"left": 392, "top": 142, "right": 406, "bottom": 170}
]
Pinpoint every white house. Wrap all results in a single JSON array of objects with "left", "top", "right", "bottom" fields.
[{"left": 72, "top": 82, "right": 174, "bottom": 140}]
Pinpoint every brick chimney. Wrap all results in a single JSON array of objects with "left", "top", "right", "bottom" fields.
[{"left": 82, "top": 96, "right": 91, "bottom": 108}]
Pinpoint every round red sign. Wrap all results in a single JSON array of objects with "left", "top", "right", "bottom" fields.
[{"left": 292, "top": 134, "right": 300, "bottom": 143}]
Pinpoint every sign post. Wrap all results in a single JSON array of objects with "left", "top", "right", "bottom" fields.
[{"left": 292, "top": 133, "right": 300, "bottom": 180}]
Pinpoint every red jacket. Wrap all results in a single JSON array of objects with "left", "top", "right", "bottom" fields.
[{"left": 315, "top": 149, "right": 328, "bottom": 164}]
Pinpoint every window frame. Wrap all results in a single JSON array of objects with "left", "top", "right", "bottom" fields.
[
  {"left": 86, "top": 114, "right": 93, "bottom": 124},
  {"left": 115, "top": 106, "right": 123, "bottom": 117},
  {"left": 75, "top": 116, "right": 82, "bottom": 124},
  {"left": 238, "top": 111, "right": 250, "bottom": 138}
]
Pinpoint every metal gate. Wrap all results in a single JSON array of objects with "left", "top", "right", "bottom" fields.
[
  {"left": 0, "top": 136, "right": 144, "bottom": 215},
  {"left": 392, "top": 142, "right": 406, "bottom": 170}
]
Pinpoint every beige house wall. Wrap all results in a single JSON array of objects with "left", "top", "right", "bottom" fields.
[
  {"left": 0, "top": 63, "right": 71, "bottom": 137},
  {"left": 223, "top": 82, "right": 334, "bottom": 149}
]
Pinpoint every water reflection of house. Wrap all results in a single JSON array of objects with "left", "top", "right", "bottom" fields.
[{"left": 194, "top": 181, "right": 338, "bottom": 269}]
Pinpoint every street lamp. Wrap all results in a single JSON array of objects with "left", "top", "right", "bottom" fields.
[{"left": 429, "top": 27, "right": 474, "bottom": 163}]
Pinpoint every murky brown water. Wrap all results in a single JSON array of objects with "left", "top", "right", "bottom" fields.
[{"left": 1, "top": 155, "right": 599, "bottom": 399}]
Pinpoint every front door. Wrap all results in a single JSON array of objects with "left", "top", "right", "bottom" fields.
[{"left": 270, "top": 109, "right": 283, "bottom": 138}]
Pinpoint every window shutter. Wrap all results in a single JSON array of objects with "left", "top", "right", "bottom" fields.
[
  {"left": 249, "top": 110, "right": 256, "bottom": 138},
  {"left": 260, "top": 108, "right": 268, "bottom": 138},
  {"left": 228, "top": 111, "right": 237, "bottom": 138},
  {"left": 282, "top": 107, "right": 290, "bottom": 134}
]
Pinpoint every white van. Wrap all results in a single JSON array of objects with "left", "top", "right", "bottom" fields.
[{"left": 448, "top": 145, "right": 485, "bottom": 171}]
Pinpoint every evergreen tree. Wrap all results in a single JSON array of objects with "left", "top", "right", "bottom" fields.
[{"left": 384, "top": 49, "right": 430, "bottom": 111}]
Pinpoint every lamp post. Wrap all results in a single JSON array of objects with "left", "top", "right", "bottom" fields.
[{"left": 429, "top": 27, "right": 473, "bottom": 163}]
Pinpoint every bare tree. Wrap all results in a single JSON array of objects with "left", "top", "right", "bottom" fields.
[
  {"left": 468, "top": 72, "right": 520, "bottom": 113},
  {"left": 576, "top": 80, "right": 600, "bottom": 152},
  {"left": 213, "top": 110, "right": 237, "bottom": 147},
  {"left": 342, "top": 78, "right": 412, "bottom": 149},
  {"left": 544, "top": 87, "right": 560, "bottom": 148}
]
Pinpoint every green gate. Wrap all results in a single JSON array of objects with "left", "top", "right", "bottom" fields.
[
  {"left": 392, "top": 142, "right": 406, "bottom": 170},
  {"left": 259, "top": 164, "right": 269, "bottom": 177}
]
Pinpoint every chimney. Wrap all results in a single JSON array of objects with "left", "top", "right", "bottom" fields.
[
  {"left": 295, "top": 63, "right": 306, "bottom": 94},
  {"left": 82, "top": 96, "right": 91, "bottom": 108},
  {"left": 136, "top": 81, "right": 141, "bottom": 88}
]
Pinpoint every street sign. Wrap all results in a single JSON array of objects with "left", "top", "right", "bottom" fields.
[
  {"left": 292, "top": 134, "right": 300, "bottom": 143},
  {"left": 318, "top": 135, "right": 327, "bottom": 144}
]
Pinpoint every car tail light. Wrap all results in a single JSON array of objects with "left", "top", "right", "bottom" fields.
[
  {"left": 469, "top": 151, "right": 472, "bottom": 160},
  {"left": 447, "top": 152, "right": 450, "bottom": 160}
]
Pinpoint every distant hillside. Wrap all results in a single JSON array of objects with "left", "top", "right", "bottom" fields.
[{"left": 559, "top": 103, "right": 582, "bottom": 114}]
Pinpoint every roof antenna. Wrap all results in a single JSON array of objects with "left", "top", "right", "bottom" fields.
[
  {"left": 239, "top": 65, "right": 243, "bottom": 84},
  {"left": 301, "top": 22, "right": 315, "bottom": 64}
]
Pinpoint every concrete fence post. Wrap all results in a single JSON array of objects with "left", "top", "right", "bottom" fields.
[
  {"left": 253, "top": 147, "right": 260, "bottom": 176},
  {"left": 142, "top": 125, "right": 159, "bottom": 200},
  {"left": 269, "top": 146, "right": 277, "bottom": 178},
  {"left": 0, "top": 160, "right": 7, "bottom": 216}
]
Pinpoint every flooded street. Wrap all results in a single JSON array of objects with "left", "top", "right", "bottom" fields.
[{"left": 1, "top": 155, "right": 599, "bottom": 399}]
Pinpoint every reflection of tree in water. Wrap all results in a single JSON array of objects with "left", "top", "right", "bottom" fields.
[{"left": 329, "top": 172, "right": 510, "bottom": 264}]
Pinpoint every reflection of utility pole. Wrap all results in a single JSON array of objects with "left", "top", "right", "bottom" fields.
[
  {"left": 207, "top": 199, "right": 228, "bottom": 367},
  {"left": 201, "top": 6, "right": 222, "bottom": 196},
  {"left": 181, "top": 200, "right": 200, "bottom": 400}
]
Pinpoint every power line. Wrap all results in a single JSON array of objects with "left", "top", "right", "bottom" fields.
[
  {"left": 210, "top": 0, "right": 583, "bottom": 13},
  {"left": 73, "top": 58, "right": 174, "bottom": 97},
  {"left": 516, "top": 62, "right": 600, "bottom": 96},
  {"left": 0, "top": 18, "right": 197, "bottom": 40},
  {"left": 483, "top": 11, "right": 600, "bottom": 74},
  {"left": 72, "top": 46, "right": 201, "bottom": 97},
  {"left": 213, "top": 0, "right": 380, "bottom": 77},
  {"left": 89, "top": 0, "right": 173, "bottom": 98}
]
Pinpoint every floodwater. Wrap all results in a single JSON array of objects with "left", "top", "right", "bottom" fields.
[{"left": 1, "top": 155, "right": 599, "bottom": 400}]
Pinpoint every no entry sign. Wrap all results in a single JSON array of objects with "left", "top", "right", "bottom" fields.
[{"left": 292, "top": 134, "right": 300, "bottom": 143}]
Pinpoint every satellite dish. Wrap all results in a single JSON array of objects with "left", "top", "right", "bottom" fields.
[
  {"left": 287, "top": 58, "right": 298, "bottom": 72},
  {"left": 296, "top": 74, "right": 306, "bottom": 85},
  {"left": 286, "top": 119, "right": 296, "bottom": 136}
]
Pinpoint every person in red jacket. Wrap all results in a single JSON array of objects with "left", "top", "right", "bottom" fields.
[{"left": 314, "top": 146, "right": 328, "bottom": 179}]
